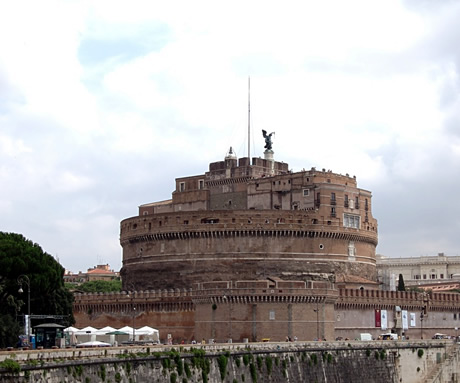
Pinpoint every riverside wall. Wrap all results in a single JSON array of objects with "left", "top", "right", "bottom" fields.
[{"left": 0, "top": 340, "right": 458, "bottom": 383}]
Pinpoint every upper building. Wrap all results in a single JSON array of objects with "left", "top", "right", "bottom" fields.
[
  {"left": 64, "top": 264, "right": 119, "bottom": 284},
  {"left": 377, "top": 253, "right": 460, "bottom": 291},
  {"left": 120, "top": 146, "right": 378, "bottom": 290}
]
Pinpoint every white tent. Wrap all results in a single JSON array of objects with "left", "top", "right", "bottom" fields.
[
  {"left": 76, "top": 340, "right": 111, "bottom": 348},
  {"left": 96, "top": 326, "right": 116, "bottom": 335},
  {"left": 64, "top": 326, "right": 79, "bottom": 334},
  {"left": 64, "top": 325, "right": 159, "bottom": 345}
]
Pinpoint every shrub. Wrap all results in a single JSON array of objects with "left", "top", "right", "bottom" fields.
[
  {"left": 243, "top": 354, "right": 250, "bottom": 366},
  {"left": 256, "top": 356, "right": 263, "bottom": 371},
  {"left": 217, "top": 355, "right": 228, "bottom": 381},
  {"left": 418, "top": 349, "right": 424, "bottom": 358},
  {"left": 0, "top": 359, "right": 20, "bottom": 373},
  {"left": 184, "top": 362, "right": 191, "bottom": 378},
  {"left": 250, "top": 363, "right": 257, "bottom": 383},
  {"left": 265, "top": 356, "right": 273, "bottom": 375}
]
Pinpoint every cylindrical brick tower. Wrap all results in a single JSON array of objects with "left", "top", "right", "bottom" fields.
[{"left": 120, "top": 149, "right": 378, "bottom": 291}]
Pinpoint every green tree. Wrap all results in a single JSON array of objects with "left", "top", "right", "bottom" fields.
[
  {"left": 0, "top": 232, "right": 75, "bottom": 347},
  {"left": 397, "top": 274, "right": 406, "bottom": 292},
  {"left": 77, "top": 280, "right": 122, "bottom": 293}
]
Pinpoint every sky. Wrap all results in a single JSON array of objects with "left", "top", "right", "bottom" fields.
[{"left": 1, "top": 0, "right": 460, "bottom": 273}]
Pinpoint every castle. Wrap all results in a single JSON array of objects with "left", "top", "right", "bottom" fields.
[
  {"left": 73, "top": 140, "right": 460, "bottom": 342},
  {"left": 120, "top": 145, "right": 378, "bottom": 291}
]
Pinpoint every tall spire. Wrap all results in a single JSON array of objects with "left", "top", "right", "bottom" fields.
[{"left": 248, "top": 76, "right": 251, "bottom": 160}]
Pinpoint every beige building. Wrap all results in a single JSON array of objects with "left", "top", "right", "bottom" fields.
[
  {"left": 64, "top": 264, "right": 119, "bottom": 284},
  {"left": 377, "top": 253, "right": 460, "bottom": 291}
]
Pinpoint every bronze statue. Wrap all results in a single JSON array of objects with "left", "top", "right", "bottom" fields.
[{"left": 262, "top": 130, "right": 275, "bottom": 150}]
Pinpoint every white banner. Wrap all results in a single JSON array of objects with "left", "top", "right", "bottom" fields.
[
  {"left": 381, "top": 309, "right": 388, "bottom": 331},
  {"left": 402, "top": 310, "right": 408, "bottom": 330},
  {"left": 410, "top": 312, "right": 416, "bottom": 327}
]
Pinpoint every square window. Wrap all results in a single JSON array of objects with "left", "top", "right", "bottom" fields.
[
  {"left": 303, "top": 189, "right": 309, "bottom": 196},
  {"left": 269, "top": 310, "right": 275, "bottom": 320}
]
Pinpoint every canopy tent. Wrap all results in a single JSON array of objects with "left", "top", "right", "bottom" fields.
[
  {"left": 76, "top": 340, "right": 111, "bottom": 348},
  {"left": 63, "top": 326, "right": 159, "bottom": 345}
]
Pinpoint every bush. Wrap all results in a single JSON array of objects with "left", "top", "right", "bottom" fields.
[
  {"left": 0, "top": 358, "right": 20, "bottom": 373},
  {"left": 418, "top": 349, "right": 424, "bottom": 358},
  {"left": 217, "top": 355, "right": 228, "bottom": 381}
]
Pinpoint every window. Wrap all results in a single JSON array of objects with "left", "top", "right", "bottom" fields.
[
  {"left": 355, "top": 196, "right": 359, "bottom": 209},
  {"left": 423, "top": 274, "right": 427, "bottom": 279},
  {"left": 331, "top": 207, "right": 336, "bottom": 217},
  {"left": 180, "top": 182, "right": 185, "bottom": 192},
  {"left": 331, "top": 192, "right": 336, "bottom": 204},
  {"left": 344, "top": 195, "right": 349, "bottom": 207},
  {"left": 440, "top": 274, "right": 444, "bottom": 279},
  {"left": 198, "top": 179, "right": 204, "bottom": 189},
  {"left": 303, "top": 189, "right": 309, "bottom": 196},
  {"left": 269, "top": 310, "right": 275, "bottom": 320},
  {"left": 344, "top": 214, "right": 360, "bottom": 228},
  {"left": 348, "top": 241, "right": 356, "bottom": 257}
]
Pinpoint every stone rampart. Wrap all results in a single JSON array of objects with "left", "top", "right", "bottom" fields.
[{"left": 0, "top": 340, "right": 456, "bottom": 383}]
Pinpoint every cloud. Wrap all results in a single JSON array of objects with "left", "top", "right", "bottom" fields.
[{"left": 2, "top": 0, "right": 460, "bottom": 272}]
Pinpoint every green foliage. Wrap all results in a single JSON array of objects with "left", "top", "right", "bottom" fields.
[
  {"left": 0, "top": 358, "right": 21, "bottom": 373},
  {"left": 265, "top": 356, "right": 273, "bottom": 375},
  {"left": 176, "top": 357, "right": 184, "bottom": 376},
  {"left": 242, "top": 374, "right": 245, "bottom": 382},
  {"left": 75, "top": 365, "right": 83, "bottom": 376},
  {"left": 170, "top": 372, "right": 177, "bottom": 383},
  {"left": 243, "top": 354, "right": 250, "bottom": 366},
  {"left": 217, "top": 355, "right": 228, "bottom": 380},
  {"left": 374, "top": 351, "right": 380, "bottom": 360},
  {"left": 418, "top": 349, "right": 424, "bottom": 358},
  {"left": 417, "top": 367, "right": 421, "bottom": 372},
  {"left": 397, "top": 274, "right": 406, "bottom": 292},
  {"left": 100, "top": 365, "right": 106, "bottom": 381},
  {"left": 310, "top": 353, "right": 318, "bottom": 365},
  {"left": 0, "top": 232, "right": 75, "bottom": 345},
  {"left": 379, "top": 350, "right": 386, "bottom": 360},
  {"left": 184, "top": 362, "right": 191, "bottom": 378},
  {"left": 235, "top": 356, "right": 241, "bottom": 368},
  {"left": 115, "top": 372, "right": 122, "bottom": 383},
  {"left": 77, "top": 280, "right": 122, "bottom": 293},
  {"left": 256, "top": 355, "right": 263, "bottom": 370},
  {"left": 163, "top": 358, "right": 171, "bottom": 369},
  {"left": 249, "top": 362, "right": 257, "bottom": 383}
]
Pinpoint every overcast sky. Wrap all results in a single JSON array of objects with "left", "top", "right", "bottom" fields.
[{"left": 1, "top": 0, "right": 460, "bottom": 273}]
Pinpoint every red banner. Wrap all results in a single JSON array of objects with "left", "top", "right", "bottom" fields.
[{"left": 375, "top": 309, "right": 381, "bottom": 327}]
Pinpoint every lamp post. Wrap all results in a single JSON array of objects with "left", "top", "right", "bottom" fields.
[
  {"left": 420, "top": 312, "right": 424, "bottom": 340},
  {"left": 127, "top": 285, "right": 136, "bottom": 343},
  {"left": 17, "top": 275, "right": 31, "bottom": 339},
  {"left": 313, "top": 298, "right": 320, "bottom": 340}
]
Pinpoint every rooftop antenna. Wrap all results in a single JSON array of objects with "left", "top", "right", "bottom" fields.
[{"left": 248, "top": 76, "right": 250, "bottom": 160}]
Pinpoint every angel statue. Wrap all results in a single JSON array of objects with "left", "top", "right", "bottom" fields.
[{"left": 262, "top": 130, "right": 275, "bottom": 150}]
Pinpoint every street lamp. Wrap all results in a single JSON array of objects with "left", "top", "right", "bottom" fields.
[
  {"left": 313, "top": 298, "right": 320, "bottom": 340},
  {"left": 127, "top": 285, "right": 136, "bottom": 343},
  {"left": 17, "top": 275, "right": 31, "bottom": 339}
]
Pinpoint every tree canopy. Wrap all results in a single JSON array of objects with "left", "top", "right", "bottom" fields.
[
  {"left": 0, "top": 232, "right": 75, "bottom": 348},
  {"left": 397, "top": 274, "right": 406, "bottom": 292},
  {"left": 70, "top": 279, "right": 122, "bottom": 293}
]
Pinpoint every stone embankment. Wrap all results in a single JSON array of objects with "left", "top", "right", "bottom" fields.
[{"left": 0, "top": 340, "right": 456, "bottom": 383}]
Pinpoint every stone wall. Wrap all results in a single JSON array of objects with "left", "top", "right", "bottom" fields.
[{"left": 0, "top": 340, "right": 456, "bottom": 383}]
